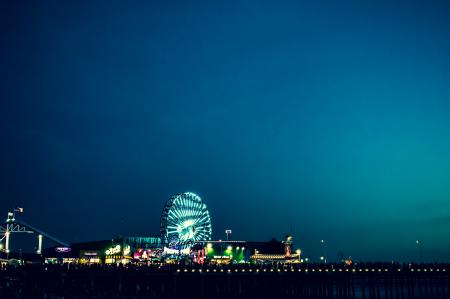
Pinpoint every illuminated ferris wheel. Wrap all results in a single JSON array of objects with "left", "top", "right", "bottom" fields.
[{"left": 160, "top": 192, "right": 212, "bottom": 250}]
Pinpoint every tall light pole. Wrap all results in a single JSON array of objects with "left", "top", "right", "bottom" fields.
[
  {"left": 416, "top": 240, "right": 423, "bottom": 263},
  {"left": 321, "top": 239, "right": 327, "bottom": 264},
  {"left": 225, "top": 229, "right": 232, "bottom": 241}
]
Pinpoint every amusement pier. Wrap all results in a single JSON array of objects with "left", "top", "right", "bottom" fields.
[{"left": 1, "top": 192, "right": 449, "bottom": 298}]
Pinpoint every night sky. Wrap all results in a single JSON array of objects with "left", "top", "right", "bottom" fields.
[{"left": 1, "top": 1, "right": 450, "bottom": 262}]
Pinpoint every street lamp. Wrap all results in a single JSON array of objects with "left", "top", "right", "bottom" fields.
[
  {"left": 225, "top": 229, "right": 232, "bottom": 241},
  {"left": 416, "top": 240, "right": 423, "bottom": 263},
  {"left": 321, "top": 239, "right": 327, "bottom": 264}
]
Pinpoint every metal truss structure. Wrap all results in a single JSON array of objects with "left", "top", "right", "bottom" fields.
[{"left": 0, "top": 209, "right": 69, "bottom": 257}]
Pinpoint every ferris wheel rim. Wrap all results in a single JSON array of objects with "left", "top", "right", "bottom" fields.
[{"left": 160, "top": 192, "right": 212, "bottom": 249}]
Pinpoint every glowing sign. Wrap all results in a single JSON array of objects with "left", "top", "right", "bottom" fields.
[
  {"left": 123, "top": 245, "right": 131, "bottom": 256},
  {"left": 164, "top": 247, "right": 190, "bottom": 255},
  {"left": 55, "top": 247, "right": 71, "bottom": 253},
  {"left": 105, "top": 245, "right": 121, "bottom": 255},
  {"left": 83, "top": 252, "right": 98, "bottom": 256}
]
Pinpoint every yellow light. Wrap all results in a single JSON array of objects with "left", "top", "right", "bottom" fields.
[
  {"left": 227, "top": 246, "right": 232, "bottom": 251},
  {"left": 207, "top": 243, "right": 212, "bottom": 249}
]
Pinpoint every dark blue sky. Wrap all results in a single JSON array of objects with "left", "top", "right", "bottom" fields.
[{"left": 1, "top": 0, "right": 450, "bottom": 262}]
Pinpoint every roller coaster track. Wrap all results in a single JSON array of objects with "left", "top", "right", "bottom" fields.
[{"left": 0, "top": 212, "right": 69, "bottom": 250}]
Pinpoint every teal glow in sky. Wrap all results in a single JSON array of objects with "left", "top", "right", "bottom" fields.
[{"left": 1, "top": 0, "right": 450, "bottom": 261}]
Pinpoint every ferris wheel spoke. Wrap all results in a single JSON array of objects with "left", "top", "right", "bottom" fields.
[{"left": 160, "top": 192, "right": 212, "bottom": 251}]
